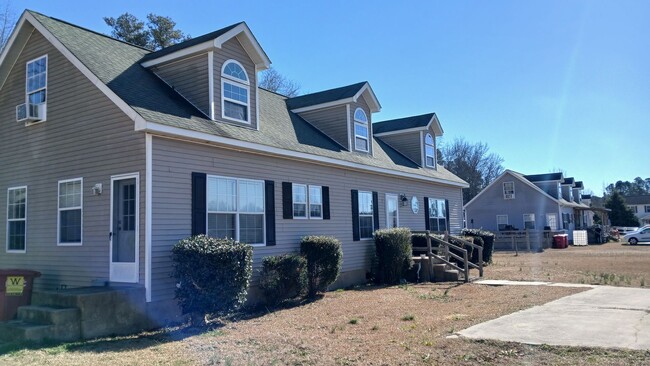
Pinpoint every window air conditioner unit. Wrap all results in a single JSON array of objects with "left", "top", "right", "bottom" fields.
[
  {"left": 504, "top": 193, "right": 515, "bottom": 199},
  {"left": 16, "top": 103, "right": 46, "bottom": 123}
]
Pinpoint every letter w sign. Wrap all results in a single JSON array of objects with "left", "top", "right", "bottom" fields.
[{"left": 6, "top": 276, "right": 24, "bottom": 296}]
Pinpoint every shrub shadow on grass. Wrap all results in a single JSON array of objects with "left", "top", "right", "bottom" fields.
[{"left": 0, "top": 324, "right": 216, "bottom": 356}]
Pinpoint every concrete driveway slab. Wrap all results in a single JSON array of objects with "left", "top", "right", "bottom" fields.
[{"left": 458, "top": 286, "right": 650, "bottom": 350}]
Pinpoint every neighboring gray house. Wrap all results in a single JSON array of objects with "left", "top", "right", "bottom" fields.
[
  {"left": 625, "top": 195, "right": 650, "bottom": 226},
  {"left": 464, "top": 170, "right": 592, "bottom": 241},
  {"left": 0, "top": 11, "right": 467, "bottom": 320}
]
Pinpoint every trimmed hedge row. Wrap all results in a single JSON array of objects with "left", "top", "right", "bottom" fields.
[
  {"left": 258, "top": 254, "right": 307, "bottom": 305},
  {"left": 171, "top": 235, "right": 253, "bottom": 323},
  {"left": 373, "top": 228, "right": 413, "bottom": 284},
  {"left": 461, "top": 228, "right": 495, "bottom": 263}
]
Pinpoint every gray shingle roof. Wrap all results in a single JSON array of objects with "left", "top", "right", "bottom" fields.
[
  {"left": 373, "top": 113, "right": 434, "bottom": 134},
  {"left": 285, "top": 82, "right": 367, "bottom": 110},
  {"left": 523, "top": 173, "right": 563, "bottom": 182},
  {"left": 141, "top": 22, "right": 242, "bottom": 60},
  {"left": 28, "top": 11, "right": 467, "bottom": 186},
  {"left": 624, "top": 195, "right": 650, "bottom": 205}
]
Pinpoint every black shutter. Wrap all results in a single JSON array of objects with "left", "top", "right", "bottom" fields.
[
  {"left": 445, "top": 199, "right": 450, "bottom": 232},
  {"left": 424, "top": 196, "right": 430, "bottom": 231},
  {"left": 351, "top": 190, "right": 360, "bottom": 241},
  {"left": 191, "top": 172, "right": 207, "bottom": 236},
  {"left": 265, "top": 180, "right": 276, "bottom": 246},
  {"left": 322, "top": 186, "right": 330, "bottom": 220},
  {"left": 282, "top": 182, "right": 293, "bottom": 219},
  {"left": 372, "top": 191, "right": 379, "bottom": 231}
]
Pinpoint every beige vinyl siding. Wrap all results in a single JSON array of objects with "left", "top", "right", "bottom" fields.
[
  {"left": 0, "top": 30, "right": 145, "bottom": 290},
  {"left": 297, "top": 105, "right": 349, "bottom": 149},
  {"left": 213, "top": 37, "right": 258, "bottom": 129},
  {"left": 376, "top": 131, "right": 422, "bottom": 166},
  {"left": 150, "top": 136, "right": 463, "bottom": 302},
  {"left": 152, "top": 53, "right": 210, "bottom": 117}
]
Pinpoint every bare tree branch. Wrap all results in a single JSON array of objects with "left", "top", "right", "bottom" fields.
[
  {"left": 0, "top": 1, "right": 16, "bottom": 53},
  {"left": 259, "top": 67, "right": 300, "bottom": 97}
]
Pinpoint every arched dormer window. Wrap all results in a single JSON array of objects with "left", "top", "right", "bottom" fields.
[
  {"left": 425, "top": 133, "right": 435, "bottom": 168},
  {"left": 354, "top": 108, "right": 369, "bottom": 152},
  {"left": 221, "top": 60, "right": 250, "bottom": 123}
]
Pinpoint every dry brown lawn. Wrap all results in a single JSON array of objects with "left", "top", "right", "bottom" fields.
[{"left": 2, "top": 241, "right": 650, "bottom": 365}]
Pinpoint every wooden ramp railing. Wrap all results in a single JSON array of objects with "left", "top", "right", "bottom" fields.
[{"left": 411, "top": 231, "right": 483, "bottom": 282}]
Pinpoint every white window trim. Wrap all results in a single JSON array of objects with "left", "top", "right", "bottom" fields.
[
  {"left": 308, "top": 185, "right": 323, "bottom": 220},
  {"left": 503, "top": 181, "right": 515, "bottom": 199},
  {"left": 523, "top": 213, "right": 536, "bottom": 230},
  {"left": 497, "top": 214, "right": 508, "bottom": 230},
  {"left": 206, "top": 175, "right": 265, "bottom": 246},
  {"left": 57, "top": 177, "right": 83, "bottom": 246},
  {"left": 358, "top": 190, "right": 374, "bottom": 240},
  {"left": 353, "top": 108, "right": 369, "bottom": 152},
  {"left": 220, "top": 60, "right": 251, "bottom": 124},
  {"left": 292, "top": 184, "right": 323, "bottom": 220},
  {"left": 645, "top": 205, "right": 650, "bottom": 213},
  {"left": 292, "top": 183, "right": 308, "bottom": 219},
  {"left": 428, "top": 197, "right": 447, "bottom": 232},
  {"left": 385, "top": 193, "right": 399, "bottom": 228},
  {"left": 6, "top": 186, "right": 27, "bottom": 253},
  {"left": 545, "top": 213, "right": 558, "bottom": 230},
  {"left": 424, "top": 133, "right": 435, "bottom": 168},
  {"left": 24, "top": 54, "right": 48, "bottom": 124}
]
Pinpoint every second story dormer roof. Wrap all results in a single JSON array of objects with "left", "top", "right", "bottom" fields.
[
  {"left": 286, "top": 82, "right": 380, "bottom": 113},
  {"left": 523, "top": 172, "right": 563, "bottom": 182},
  {"left": 373, "top": 113, "right": 443, "bottom": 136}
]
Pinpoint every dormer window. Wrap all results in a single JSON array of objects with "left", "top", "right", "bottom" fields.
[
  {"left": 425, "top": 133, "right": 435, "bottom": 168},
  {"left": 221, "top": 60, "right": 250, "bottom": 123},
  {"left": 354, "top": 108, "right": 369, "bottom": 152}
]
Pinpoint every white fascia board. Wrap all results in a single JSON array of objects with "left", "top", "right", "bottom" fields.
[
  {"left": 290, "top": 98, "right": 355, "bottom": 113},
  {"left": 353, "top": 82, "right": 381, "bottom": 113},
  {"left": 26, "top": 13, "right": 147, "bottom": 127},
  {"left": 0, "top": 13, "right": 28, "bottom": 89},
  {"left": 215, "top": 23, "right": 271, "bottom": 70},
  {"left": 140, "top": 40, "right": 213, "bottom": 68},
  {"left": 374, "top": 126, "right": 427, "bottom": 137},
  {"left": 137, "top": 121, "right": 468, "bottom": 188},
  {"left": 430, "top": 114, "right": 444, "bottom": 136}
]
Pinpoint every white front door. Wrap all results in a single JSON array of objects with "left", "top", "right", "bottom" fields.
[
  {"left": 110, "top": 174, "right": 139, "bottom": 283},
  {"left": 386, "top": 194, "right": 399, "bottom": 228}
]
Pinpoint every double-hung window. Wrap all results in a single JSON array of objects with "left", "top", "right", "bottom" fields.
[
  {"left": 7, "top": 187, "right": 27, "bottom": 252},
  {"left": 645, "top": 205, "right": 650, "bottom": 213},
  {"left": 427, "top": 198, "right": 447, "bottom": 232},
  {"left": 221, "top": 60, "right": 250, "bottom": 123},
  {"left": 58, "top": 178, "right": 83, "bottom": 245},
  {"left": 292, "top": 184, "right": 323, "bottom": 219},
  {"left": 26, "top": 56, "right": 47, "bottom": 116},
  {"left": 354, "top": 108, "right": 369, "bottom": 152},
  {"left": 424, "top": 133, "right": 435, "bottom": 168},
  {"left": 358, "top": 191, "right": 374, "bottom": 239},
  {"left": 503, "top": 182, "right": 515, "bottom": 199},
  {"left": 207, "top": 176, "right": 264, "bottom": 245},
  {"left": 523, "top": 213, "right": 535, "bottom": 229},
  {"left": 497, "top": 215, "right": 508, "bottom": 231}
]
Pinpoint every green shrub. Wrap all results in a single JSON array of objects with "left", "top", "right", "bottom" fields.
[
  {"left": 461, "top": 228, "right": 495, "bottom": 263},
  {"left": 374, "top": 228, "right": 413, "bottom": 284},
  {"left": 301, "top": 236, "right": 343, "bottom": 297},
  {"left": 171, "top": 235, "right": 252, "bottom": 323},
  {"left": 258, "top": 254, "right": 307, "bottom": 305}
]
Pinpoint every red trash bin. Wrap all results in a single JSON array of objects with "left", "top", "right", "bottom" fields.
[
  {"left": 0, "top": 269, "right": 41, "bottom": 321},
  {"left": 552, "top": 235, "right": 562, "bottom": 248}
]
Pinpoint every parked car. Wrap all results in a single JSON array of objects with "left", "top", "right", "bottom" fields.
[{"left": 623, "top": 225, "right": 650, "bottom": 245}]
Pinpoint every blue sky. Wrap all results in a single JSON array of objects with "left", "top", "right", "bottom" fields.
[{"left": 12, "top": 0, "right": 650, "bottom": 195}]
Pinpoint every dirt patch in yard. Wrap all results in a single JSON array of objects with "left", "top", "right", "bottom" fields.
[{"left": 488, "top": 241, "right": 650, "bottom": 287}]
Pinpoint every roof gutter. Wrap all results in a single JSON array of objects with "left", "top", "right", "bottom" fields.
[{"left": 136, "top": 121, "right": 469, "bottom": 188}]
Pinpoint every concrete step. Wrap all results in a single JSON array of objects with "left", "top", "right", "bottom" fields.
[
  {"left": 432, "top": 264, "right": 447, "bottom": 282},
  {"left": 0, "top": 320, "right": 53, "bottom": 342},
  {"left": 18, "top": 305, "right": 80, "bottom": 325},
  {"left": 444, "top": 269, "right": 460, "bottom": 282}
]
